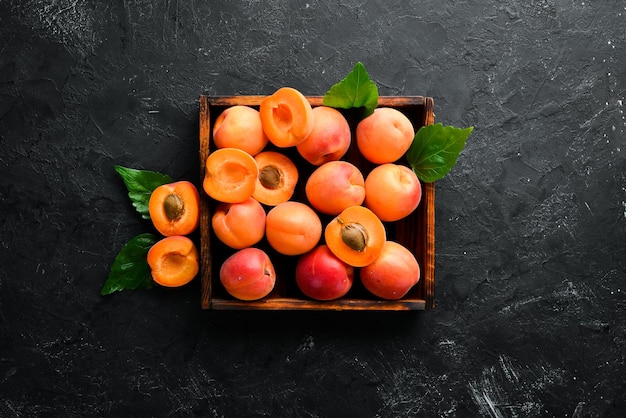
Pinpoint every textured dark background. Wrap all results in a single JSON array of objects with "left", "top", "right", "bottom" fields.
[{"left": 1, "top": 0, "right": 625, "bottom": 416}]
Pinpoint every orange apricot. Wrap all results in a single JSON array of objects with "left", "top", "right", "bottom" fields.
[
  {"left": 259, "top": 87, "right": 314, "bottom": 147},
  {"left": 148, "top": 181, "right": 200, "bottom": 236},
  {"left": 356, "top": 107, "right": 415, "bottom": 164},
  {"left": 147, "top": 236, "right": 199, "bottom": 287},
  {"left": 296, "top": 106, "right": 351, "bottom": 166},
  {"left": 253, "top": 151, "right": 299, "bottom": 206},
  {"left": 364, "top": 163, "right": 422, "bottom": 222},
  {"left": 213, "top": 105, "right": 268, "bottom": 156},
  {"left": 360, "top": 241, "right": 420, "bottom": 300},
  {"left": 203, "top": 148, "right": 258, "bottom": 203},
  {"left": 324, "top": 205, "right": 386, "bottom": 267},
  {"left": 212, "top": 197, "right": 266, "bottom": 249},
  {"left": 265, "top": 201, "right": 322, "bottom": 255},
  {"left": 305, "top": 161, "right": 365, "bottom": 215}
]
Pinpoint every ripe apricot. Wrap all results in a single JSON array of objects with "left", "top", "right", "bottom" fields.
[
  {"left": 259, "top": 87, "right": 314, "bottom": 147},
  {"left": 148, "top": 181, "right": 200, "bottom": 237},
  {"left": 213, "top": 105, "right": 268, "bottom": 156},
  {"left": 203, "top": 148, "right": 258, "bottom": 203},
  {"left": 356, "top": 107, "right": 415, "bottom": 164},
  {"left": 364, "top": 163, "right": 422, "bottom": 222},
  {"left": 220, "top": 247, "right": 276, "bottom": 301},
  {"left": 360, "top": 241, "right": 420, "bottom": 300},
  {"left": 253, "top": 151, "right": 299, "bottom": 206},
  {"left": 212, "top": 197, "right": 266, "bottom": 249},
  {"left": 296, "top": 106, "right": 351, "bottom": 166},
  {"left": 266, "top": 201, "right": 322, "bottom": 256},
  {"left": 305, "top": 161, "right": 365, "bottom": 215},
  {"left": 325, "top": 205, "right": 386, "bottom": 267},
  {"left": 147, "top": 236, "right": 199, "bottom": 287}
]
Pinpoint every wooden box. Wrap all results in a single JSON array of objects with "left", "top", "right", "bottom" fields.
[{"left": 199, "top": 95, "right": 435, "bottom": 310}]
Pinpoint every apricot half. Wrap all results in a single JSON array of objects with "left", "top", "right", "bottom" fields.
[
  {"left": 253, "top": 151, "right": 299, "bottom": 206},
  {"left": 147, "top": 236, "right": 199, "bottom": 287},
  {"left": 203, "top": 148, "right": 258, "bottom": 203},
  {"left": 325, "top": 205, "right": 386, "bottom": 267},
  {"left": 259, "top": 87, "right": 314, "bottom": 147},
  {"left": 148, "top": 181, "right": 200, "bottom": 236}
]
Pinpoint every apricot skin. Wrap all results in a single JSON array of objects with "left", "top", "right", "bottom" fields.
[
  {"left": 296, "top": 106, "right": 351, "bottom": 166},
  {"left": 356, "top": 107, "right": 415, "bottom": 164},
  {"left": 220, "top": 247, "right": 276, "bottom": 301},
  {"left": 212, "top": 197, "right": 266, "bottom": 249},
  {"left": 265, "top": 201, "right": 322, "bottom": 256},
  {"left": 364, "top": 163, "right": 422, "bottom": 222},
  {"left": 213, "top": 105, "right": 268, "bottom": 156},
  {"left": 296, "top": 245, "right": 354, "bottom": 301},
  {"left": 360, "top": 241, "right": 420, "bottom": 300},
  {"left": 305, "top": 161, "right": 365, "bottom": 215}
]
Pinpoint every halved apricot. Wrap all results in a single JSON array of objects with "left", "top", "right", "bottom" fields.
[
  {"left": 253, "top": 151, "right": 299, "bottom": 206},
  {"left": 259, "top": 87, "right": 314, "bottom": 147},
  {"left": 203, "top": 148, "right": 259, "bottom": 203},
  {"left": 325, "top": 205, "right": 386, "bottom": 267},
  {"left": 147, "top": 236, "right": 199, "bottom": 287},
  {"left": 148, "top": 181, "right": 200, "bottom": 236}
]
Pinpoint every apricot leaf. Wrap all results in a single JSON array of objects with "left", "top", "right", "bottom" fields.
[
  {"left": 101, "top": 233, "right": 159, "bottom": 295},
  {"left": 115, "top": 165, "right": 173, "bottom": 220},
  {"left": 323, "top": 61, "right": 379, "bottom": 117},
  {"left": 407, "top": 123, "right": 473, "bottom": 183}
]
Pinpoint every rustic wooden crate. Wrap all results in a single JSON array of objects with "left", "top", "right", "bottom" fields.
[{"left": 199, "top": 95, "right": 435, "bottom": 310}]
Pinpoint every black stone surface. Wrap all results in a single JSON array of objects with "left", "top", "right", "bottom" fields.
[{"left": 1, "top": 1, "right": 625, "bottom": 416}]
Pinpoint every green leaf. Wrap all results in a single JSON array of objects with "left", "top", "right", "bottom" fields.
[
  {"left": 322, "top": 61, "right": 379, "bottom": 118},
  {"left": 101, "top": 233, "right": 159, "bottom": 295},
  {"left": 407, "top": 123, "right": 473, "bottom": 183},
  {"left": 114, "top": 165, "right": 173, "bottom": 220}
]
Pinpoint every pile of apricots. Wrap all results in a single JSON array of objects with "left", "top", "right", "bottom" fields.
[{"left": 146, "top": 87, "right": 423, "bottom": 301}]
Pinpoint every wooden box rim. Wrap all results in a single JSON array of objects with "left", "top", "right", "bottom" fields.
[{"left": 199, "top": 95, "right": 435, "bottom": 311}]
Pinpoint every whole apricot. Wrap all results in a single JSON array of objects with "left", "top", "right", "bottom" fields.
[
  {"left": 356, "top": 107, "right": 415, "bottom": 164},
  {"left": 212, "top": 197, "right": 266, "bottom": 249},
  {"left": 305, "top": 161, "right": 365, "bottom": 215},
  {"left": 219, "top": 247, "right": 276, "bottom": 301},
  {"left": 364, "top": 163, "right": 422, "bottom": 222},
  {"left": 213, "top": 105, "right": 268, "bottom": 156},
  {"left": 296, "top": 106, "right": 351, "bottom": 166},
  {"left": 360, "top": 241, "right": 420, "bottom": 300},
  {"left": 147, "top": 236, "right": 199, "bottom": 287},
  {"left": 296, "top": 245, "right": 354, "bottom": 301},
  {"left": 266, "top": 201, "right": 322, "bottom": 256}
]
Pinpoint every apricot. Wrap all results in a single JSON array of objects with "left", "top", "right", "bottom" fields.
[
  {"left": 356, "top": 107, "right": 415, "bottom": 164},
  {"left": 266, "top": 201, "right": 322, "bottom": 256},
  {"left": 305, "top": 161, "right": 365, "bottom": 215},
  {"left": 212, "top": 197, "right": 266, "bottom": 249},
  {"left": 220, "top": 247, "right": 276, "bottom": 301},
  {"left": 253, "top": 151, "right": 299, "bottom": 206},
  {"left": 360, "top": 241, "right": 420, "bottom": 300},
  {"left": 259, "top": 87, "right": 314, "bottom": 147},
  {"left": 364, "top": 163, "right": 422, "bottom": 222},
  {"left": 325, "top": 205, "right": 386, "bottom": 267},
  {"left": 147, "top": 236, "right": 199, "bottom": 287},
  {"left": 148, "top": 181, "right": 200, "bottom": 237},
  {"left": 296, "top": 245, "right": 354, "bottom": 301},
  {"left": 213, "top": 105, "right": 268, "bottom": 156},
  {"left": 203, "top": 147, "right": 258, "bottom": 203},
  {"left": 296, "top": 106, "right": 351, "bottom": 166}
]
